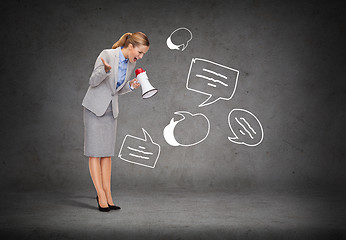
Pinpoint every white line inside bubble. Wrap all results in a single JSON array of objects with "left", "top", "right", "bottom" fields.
[
  {"left": 240, "top": 129, "right": 245, "bottom": 135},
  {"left": 208, "top": 83, "right": 217, "bottom": 88},
  {"left": 138, "top": 146, "right": 146, "bottom": 149},
  {"left": 195, "top": 74, "right": 229, "bottom": 87},
  {"left": 203, "top": 68, "right": 227, "bottom": 79},
  {"left": 240, "top": 117, "right": 257, "bottom": 134},
  {"left": 127, "top": 146, "right": 153, "bottom": 155},
  {"left": 235, "top": 117, "right": 254, "bottom": 139},
  {"left": 129, "top": 153, "right": 150, "bottom": 160}
]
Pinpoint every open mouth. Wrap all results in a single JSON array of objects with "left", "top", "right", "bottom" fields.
[{"left": 134, "top": 57, "right": 138, "bottom": 61}]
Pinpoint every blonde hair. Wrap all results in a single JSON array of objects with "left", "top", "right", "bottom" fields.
[{"left": 112, "top": 32, "right": 149, "bottom": 49}]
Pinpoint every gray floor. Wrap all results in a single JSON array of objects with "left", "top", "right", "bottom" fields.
[{"left": 1, "top": 189, "right": 345, "bottom": 239}]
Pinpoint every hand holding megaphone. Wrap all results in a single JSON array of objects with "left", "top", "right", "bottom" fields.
[
  {"left": 130, "top": 78, "right": 141, "bottom": 89},
  {"left": 135, "top": 68, "right": 158, "bottom": 99}
]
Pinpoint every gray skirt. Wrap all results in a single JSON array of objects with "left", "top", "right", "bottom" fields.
[{"left": 83, "top": 102, "right": 118, "bottom": 157}]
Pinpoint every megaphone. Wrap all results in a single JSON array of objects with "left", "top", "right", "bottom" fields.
[{"left": 135, "top": 68, "right": 158, "bottom": 99}]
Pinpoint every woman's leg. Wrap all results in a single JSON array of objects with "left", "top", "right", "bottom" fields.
[
  {"left": 100, "top": 157, "right": 115, "bottom": 206},
  {"left": 89, "top": 157, "right": 108, "bottom": 208}
]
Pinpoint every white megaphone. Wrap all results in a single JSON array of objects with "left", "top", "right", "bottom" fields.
[{"left": 135, "top": 68, "right": 158, "bottom": 99}]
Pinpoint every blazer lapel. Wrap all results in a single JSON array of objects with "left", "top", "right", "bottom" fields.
[{"left": 111, "top": 48, "right": 120, "bottom": 93}]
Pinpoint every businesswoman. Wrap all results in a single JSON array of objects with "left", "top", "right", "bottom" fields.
[{"left": 82, "top": 32, "right": 150, "bottom": 212}]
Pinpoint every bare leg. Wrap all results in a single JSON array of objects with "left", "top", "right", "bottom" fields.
[
  {"left": 89, "top": 157, "right": 108, "bottom": 208},
  {"left": 100, "top": 157, "right": 115, "bottom": 206}
]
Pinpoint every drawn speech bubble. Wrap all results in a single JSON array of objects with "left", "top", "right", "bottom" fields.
[
  {"left": 166, "top": 27, "right": 192, "bottom": 51},
  {"left": 118, "top": 128, "right": 161, "bottom": 168},
  {"left": 228, "top": 109, "right": 264, "bottom": 147},
  {"left": 163, "top": 111, "right": 210, "bottom": 147},
  {"left": 186, "top": 58, "right": 239, "bottom": 107}
]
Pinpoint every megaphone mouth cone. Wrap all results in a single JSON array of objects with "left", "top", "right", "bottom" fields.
[{"left": 142, "top": 89, "right": 158, "bottom": 99}]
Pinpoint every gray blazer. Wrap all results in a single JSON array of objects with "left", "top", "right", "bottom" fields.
[{"left": 82, "top": 47, "right": 136, "bottom": 119}]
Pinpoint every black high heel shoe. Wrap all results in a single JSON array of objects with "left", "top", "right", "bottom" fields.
[
  {"left": 108, "top": 203, "right": 121, "bottom": 210},
  {"left": 96, "top": 196, "right": 110, "bottom": 212}
]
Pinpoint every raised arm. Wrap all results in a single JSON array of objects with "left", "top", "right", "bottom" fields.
[{"left": 89, "top": 50, "right": 112, "bottom": 87}]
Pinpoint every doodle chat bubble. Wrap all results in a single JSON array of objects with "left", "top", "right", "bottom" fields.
[
  {"left": 118, "top": 128, "right": 161, "bottom": 168},
  {"left": 186, "top": 58, "right": 239, "bottom": 107},
  {"left": 166, "top": 27, "right": 192, "bottom": 51},
  {"left": 163, "top": 111, "right": 210, "bottom": 147},
  {"left": 228, "top": 109, "right": 264, "bottom": 147}
]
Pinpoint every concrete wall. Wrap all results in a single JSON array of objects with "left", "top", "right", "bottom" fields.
[{"left": 1, "top": 0, "right": 345, "bottom": 192}]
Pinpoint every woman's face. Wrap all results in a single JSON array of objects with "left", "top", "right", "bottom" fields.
[{"left": 127, "top": 44, "right": 149, "bottom": 63}]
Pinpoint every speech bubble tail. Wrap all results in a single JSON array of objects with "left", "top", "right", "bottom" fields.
[
  {"left": 228, "top": 136, "right": 238, "bottom": 141},
  {"left": 228, "top": 136, "right": 243, "bottom": 145},
  {"left": 181, "top": 43, "right": 188, "bottom": 51},
  {"left": 142, "top": 128, "right": 153, "bottom": 143},
  {"left": 199, "top": 95, "right": 220, "bottom": 107}
]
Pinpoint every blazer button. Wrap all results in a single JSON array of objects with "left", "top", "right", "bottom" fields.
[{"left": 111, "top": 93, "right": 115, "bottom": 96}]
